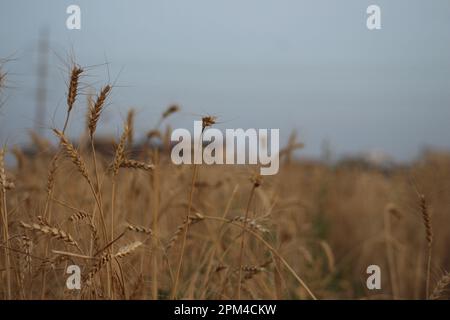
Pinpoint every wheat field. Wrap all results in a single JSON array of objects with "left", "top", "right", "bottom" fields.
[{"left": 1, "top": 63, "right": 450, "bottom": 300}]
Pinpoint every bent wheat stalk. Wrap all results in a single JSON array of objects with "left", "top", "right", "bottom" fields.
[{"left": 52, "top": 129, "right": 107, "bottom": 242}]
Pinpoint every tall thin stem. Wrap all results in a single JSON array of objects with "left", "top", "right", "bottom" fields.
[
  {"left": 171, "top": 163, "right": 198, "bottom": 299},
  {"left": 0, "top": 183, "right": 11, "bottom": 299},
  {"left": 426, "top": 247, "right": 432, "bottom": 299},
  {"left": 236, "top": 185, "right": 256, "bottom": 299},
  {"left": 151, "top": 150, "right": 160, "bottom": 300}
]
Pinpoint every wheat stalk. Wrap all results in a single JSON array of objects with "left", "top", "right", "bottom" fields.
[
  {"left": 126, "top": 109, "right": 135, "bottom": 146},
  {"left": 166, "top": 213, "right": 204, "bottom": 252},
  {"left": 237, "top": 174, "right": 262, "bottom": 299},
  {"left": 84, "top": 252, "right": 111, "bottom": 286},
  {"left": 107, "top": 123, "right": 130, "bottom": 298},
  {"left": 53, "top": 129, "right": 91, "bottom": 184},
  {"left": 171, "top": 116, "right": 213, "bottom": 299},
  {"left": 37, "top": 254, "right": 68, "bottom": 273},
  {"left": 0, "top": 148, "right": 11, "bottom": 299},
  {"left": 85, "top": 242, "right": 142, "bottom": 287}
]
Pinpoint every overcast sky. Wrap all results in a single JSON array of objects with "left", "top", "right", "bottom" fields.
[{"left": 1, "top": 0, "right": 450, "bottom": 160}]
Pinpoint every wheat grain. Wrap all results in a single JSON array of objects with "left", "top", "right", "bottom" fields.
[
  {"left": 84, "top": 252, "right": 111, "bottom": 285},
  {"left": 127, "top": 224, "right": 153, "bottom": 235},
  {"left": 162, "top": 104, "right": 180, "bottom": 119},
  {"left": 67, "top": 65, "right": 83, "bottom": 112},
  {"left": 88, "top": 85, "right": 111, "bottom": 138},
  {"left": 114, "top": 241, "right": 142, "bottom": 258},
  {"left": 112, "top": 124, "right": 129, "bottom": 176},
  {"left": 120, "top": 159, "right": 154, "bottom": 171},
  {"left": 69, "top": 210, "right": 91, "bottom": 222}
]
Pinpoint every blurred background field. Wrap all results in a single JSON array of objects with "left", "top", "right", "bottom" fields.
[{"left": 1, "top": 0, "right": 450, "bottom": 300}]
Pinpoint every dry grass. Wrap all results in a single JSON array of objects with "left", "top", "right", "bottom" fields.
[{"left": 0, "top": 61, "right": 450, "bottom": 300}]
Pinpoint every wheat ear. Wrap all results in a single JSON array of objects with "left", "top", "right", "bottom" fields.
[
  {"left": 120, "top": 159, "right": 154, "bottom": 171},
  {"left": 53, "top": 129, "right": 91, "bottom": 183},
  {"left": 67, "top": 65, "right": 83, "bottom": 112},
  {"left": 430, "top": 273, "right": 450, "bottom": 300},
  {"left": 88, "top": 85, "right": 111, "bottom": 138},
  {"left": 419, "top": 194, "right": 433, "bottom": 299},
  {"left": 20, "top": 221, "right": 81, "bottom": 251}
]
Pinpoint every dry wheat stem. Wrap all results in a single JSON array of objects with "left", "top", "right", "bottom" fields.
[
  {"left": 383, "top": 207, "right": 399, "bottom": 299},
  {"left": 126, "top": 109, "right": 135, "bottom": 146},
  {"left": 51, "top": 250, "right": 97, "bottom": 260},
  {"left": 85, "top": 241, "right": 141, "bottom": 288},
  {"left": 108, "top": 124, "right": 129, "bottom": 298},
  {"left": 89, "top": 133, "right": 104, "bottom": 255},
  {"left": 0, "top": 148, "right": 11, "bottom": 299},
  {"left": 53, "top": 129, "right": 91, "bottom": 183},
  {"left": 53, "top": 128, "right": 107, "bottom": 242},
  {"left": 237, "top": 183, "right": 257, "bottom": 299},
  {"left": 88, "top": 85, "right": 111, "bottom": 237},
  {"left": 151, "top": 151, "right": 160, "bottom": 300},
  {"left": 171, "top": 163, "right": 199, "bottom": 299}
]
